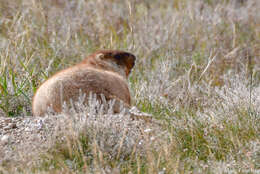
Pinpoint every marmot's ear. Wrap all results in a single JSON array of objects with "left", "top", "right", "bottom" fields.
[{"left": 95, "top": 53, "right": 105, "bottom": 60}]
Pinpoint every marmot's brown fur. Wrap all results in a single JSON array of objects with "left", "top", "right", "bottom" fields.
[{"left": 32, "top": 50, "right": 136, "bottom": 116}]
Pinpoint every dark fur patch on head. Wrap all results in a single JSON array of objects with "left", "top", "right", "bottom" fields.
[
  {"left": 112, "top": 52, "right": 136, "bottom": 73},
  {"left": 83, "top": 50, "right": 136, "bottom": 77},
  {"left": 97, "top": 50, "right": 136, "bottom": 76}
]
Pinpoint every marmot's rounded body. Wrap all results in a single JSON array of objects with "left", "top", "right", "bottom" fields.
[{"left": 32, "top": 50, "right": 136, "bottom": 116}]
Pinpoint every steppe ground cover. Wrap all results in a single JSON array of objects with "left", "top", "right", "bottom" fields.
[{"left": 0, "top": 0, "right": 259, "bottom": 173}]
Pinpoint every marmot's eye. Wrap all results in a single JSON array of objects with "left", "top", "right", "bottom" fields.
[{"left": 114, "top": 53, "right": 124, "bottom": 60}]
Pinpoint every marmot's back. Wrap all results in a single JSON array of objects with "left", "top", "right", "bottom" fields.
[{"left": 32, "top": 65, "right": 131, "bottom": 116}]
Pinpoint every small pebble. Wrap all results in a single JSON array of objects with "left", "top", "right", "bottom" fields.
[
  {"left": 4, "top": 119, "right": 12, "bottom": 124},
  {"left": 9, "top": 123, "right": 17, "bottom": 129},
  {"left": 3, "top": 123, "right": 17, "bottom": 130},
  {"left": 1, "top": 135, "right": 10, "bottom": 145}
]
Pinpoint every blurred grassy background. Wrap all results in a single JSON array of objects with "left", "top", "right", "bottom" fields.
[{"left": 0, "top": 0, "right": 259, "bottom": 173}]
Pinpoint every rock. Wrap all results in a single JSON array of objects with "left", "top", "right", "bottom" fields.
[
  {"left": 4, "top": 118, "right": 12, "bottom": 124},
  {"left": 1, "top": 135, "right": 10, "bottom": 145},
  {"left": 10, "top": 123, "right": 17, "bottom": 129},
  {"left": 3, "top": 123, "right": 17, "bottom": 130}
]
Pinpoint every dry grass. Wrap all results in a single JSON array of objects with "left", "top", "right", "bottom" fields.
[{"left": 0, "top": 0, "right": 259, "bottom": 173}]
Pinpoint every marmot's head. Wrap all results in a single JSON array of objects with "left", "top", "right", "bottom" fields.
[{"left": 83, "top": 50, "right": 136, "bottom": 78}]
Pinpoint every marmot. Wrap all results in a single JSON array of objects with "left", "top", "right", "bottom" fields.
[{"left": 32, "top": 50, "right": 136, "bottom": 116}]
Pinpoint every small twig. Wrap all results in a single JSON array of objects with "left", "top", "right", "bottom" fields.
[
  {"left": 247, "top": 50, "right": 253, "bottom": 111},
  {"left": 129, "top": 106, "right": 164, "bottom": 126},
  {"left": 198, "top": 51, "right": 218, "bottom": 82}
]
